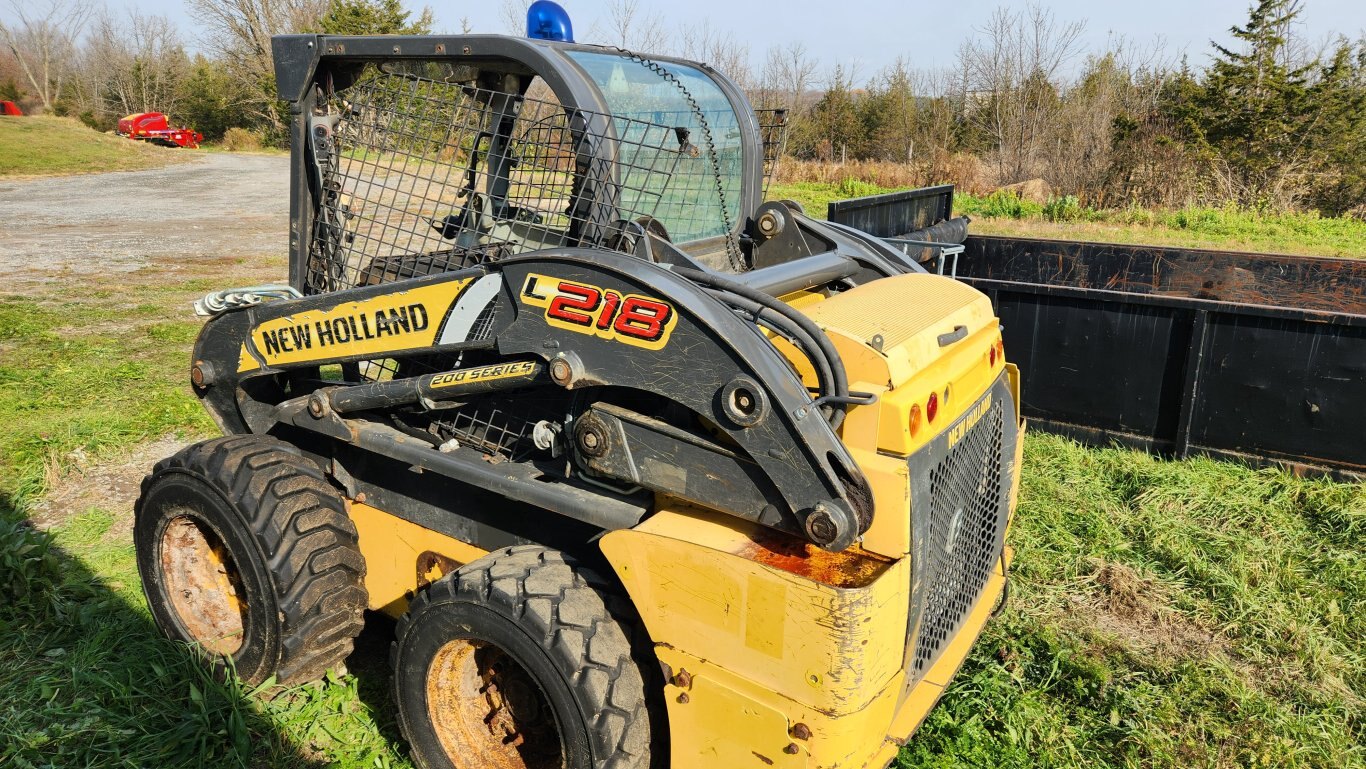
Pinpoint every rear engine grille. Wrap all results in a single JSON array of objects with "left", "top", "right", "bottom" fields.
[{"left": 913, "top": 399, "right": 1006, "bottom": 673}]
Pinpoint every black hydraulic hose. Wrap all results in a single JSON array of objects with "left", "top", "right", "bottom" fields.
[
  {"left": 702, "top": 288, "right": 837, "bottom": 420},
  {"left": 671, "top": 266, "right": 850, "bottom": 429}
]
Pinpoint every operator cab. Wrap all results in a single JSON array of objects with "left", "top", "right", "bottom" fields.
[{"left": 279, "top": 25, "right": 916, "bottom": 296}]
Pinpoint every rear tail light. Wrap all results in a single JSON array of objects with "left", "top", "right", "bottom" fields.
[
  {"left": 909, "top": 403, "right": 922, "bottom": 437},
  {"left": 989, "top": 345, "right": 997, "bottom": 366},
  {"left": 926, "top": 391, "right": 939, "bottom": 423}
]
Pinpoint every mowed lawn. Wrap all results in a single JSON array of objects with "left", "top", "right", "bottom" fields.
[
  {"left": 0, "top": 186, "right": 1361, "bottom": 766},
  {"left": 0, "top": 115, "right": 187, "bottom": 176}
]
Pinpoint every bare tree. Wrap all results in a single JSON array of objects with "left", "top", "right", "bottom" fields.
[
  {"left": 760, "top": 42, "right": 818, "bottom": 112},
  {"left": 591, "top": 0, "right": 667, "bottom": 52},
  {"left": 186, "top": 0, "right": 327, "bottom": 131},
  {"left": 0, "top": 0, "right": 94, "bottom": 112},
  {"left": 676, "top": 22, "right": 750, "bottom": 87},
  {"left": 81, "top": 10, "right": 190, "bottom": 121},
  {"left": 958, "top": 3, "right": 1086, "bottom": 183},
  {"left": 498, "top": 0, "right": 532, "bottom": 35},
  {"left": 1047, "top": 35, "right": 1174, "bottom": 203}
]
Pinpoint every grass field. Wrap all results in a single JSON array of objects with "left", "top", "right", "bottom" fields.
[
  {"left": 0, "top": 164, "right": 1361, "bottom": 767},
  {"left": 771, "top": 180, "right": 1366, "bottom": 258},
  {"left": 0, "top": 116, "right": 188, "bottom": 176}
]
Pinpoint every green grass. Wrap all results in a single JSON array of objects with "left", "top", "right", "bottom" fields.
[
  {"left": 0, "top": 116, "right": 187, "bottom": 176},
  {"left": 0, "top": 234, "right": 1361, "bottom": 767},
  {"left": 902, "top": 436, "right": 1364, "bottom": 768},
  {"left": 770, "top": 181, "right": 1366, "bottom": 258},
  {"left": 0, "top": 261, "right": 410, "bottom": 768}
]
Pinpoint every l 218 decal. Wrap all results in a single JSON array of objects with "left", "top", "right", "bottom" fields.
[{"left": 520, "top": 273, "right": 677, "bottom": 350}]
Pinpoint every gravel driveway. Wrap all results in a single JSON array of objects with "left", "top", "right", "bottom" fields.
[{"left": 0, "top": 153, "right": 289, "bottom": 283}]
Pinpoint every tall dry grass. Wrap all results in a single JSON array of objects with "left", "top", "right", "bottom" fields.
[{"left": 774, "top": 155, "right": 998, "bottom": 194}]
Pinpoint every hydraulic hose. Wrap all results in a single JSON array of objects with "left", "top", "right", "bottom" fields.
[
  {"left": 671, "top": 266, "right": 850, "bottom": 429},
  {"left": 702, "top": 288, "right": 837, "bottom": 421}
]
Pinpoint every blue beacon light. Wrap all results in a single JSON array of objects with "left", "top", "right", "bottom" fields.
[{"left": 526, "top": 1, "right": 574, "bottom": 43}]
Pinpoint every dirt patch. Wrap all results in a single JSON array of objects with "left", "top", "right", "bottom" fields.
[
  {"left": 28, "top": 435, "right": 191, "bottom": 540},
  {"left": 0, "top": 153, "right": 288, "bottom": 296},
  {"left": 1067, "top": 558, "right": 1226, "bottom": 662}
]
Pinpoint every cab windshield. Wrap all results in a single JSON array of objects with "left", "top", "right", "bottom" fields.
[{"left": 566, "top": 50, "right": 743, "bottom": 244}]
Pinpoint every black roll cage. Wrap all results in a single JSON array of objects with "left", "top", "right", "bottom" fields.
[{"left": 271, "top": 33, "right": 766, "bottom": 290}]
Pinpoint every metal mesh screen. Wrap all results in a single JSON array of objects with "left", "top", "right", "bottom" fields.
[
  {"left": 306, "top": 63, "right": 702, "bottom": 295},
  {"left": 914, "top": 399, "right": 1007, "bottom": 673},
  {"left": 755, "top": 108, "right": 789, "bottom": 191}
]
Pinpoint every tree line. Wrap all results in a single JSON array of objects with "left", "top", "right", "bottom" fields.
[{"left": 2, "top": 0, "right": 1362, "bottom": 214}]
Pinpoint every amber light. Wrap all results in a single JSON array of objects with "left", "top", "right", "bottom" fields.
[
  {"left": 909, "top": 403, "right": 923, "bottom": 436},
  {"left": 997, "top": 339, "right": 1006, "bottom": 362},
  {"left": 926, "top": 391, "right": 939, "bottom": 423}
]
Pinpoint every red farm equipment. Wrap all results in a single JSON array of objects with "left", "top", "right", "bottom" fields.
[
  {"left": 117, "top": 112, "right": 202, "bottom": 148},
  {"left": 1, "top": 101, "right": 22, "bottom": 116}
]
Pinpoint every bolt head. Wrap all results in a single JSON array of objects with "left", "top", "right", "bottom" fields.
[
  {"left": 190, "top": 361, "right": 214, "bottom": 388},
  {"left": 549, "top": 358, "right": 573, "bottom": 385},
  {"left": 804, "top": 506, "right": 838, "bottom": 544}
]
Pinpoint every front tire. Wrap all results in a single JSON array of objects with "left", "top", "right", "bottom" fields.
[
  {"left": 133, "top": 435, "right": 367, "bottom": 685},
  {"left": 392, "top": 546, "right": 653, "bottom": 769}
]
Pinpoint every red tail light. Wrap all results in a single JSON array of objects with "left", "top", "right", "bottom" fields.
[{"left": 926, "top": 391, "right": 939, "bottom": 423}]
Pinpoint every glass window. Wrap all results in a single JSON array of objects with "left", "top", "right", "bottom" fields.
[{"left": 566, "top": 50, "right": 744, "bottom": 243}]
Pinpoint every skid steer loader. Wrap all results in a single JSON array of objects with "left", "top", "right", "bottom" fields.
[{"left": 134, "top": 12, "right": 1023, "bottom": 769}]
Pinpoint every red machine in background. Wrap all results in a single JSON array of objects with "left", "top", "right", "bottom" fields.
[
  {"left": 1, "top": 101, "right": 22, "bottom": 116},
  {"left": 117, "top": 112, "right": 202, "bottom": 148}
]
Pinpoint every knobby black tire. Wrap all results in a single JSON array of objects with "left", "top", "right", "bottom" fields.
[
  {"left": 134, "top": 434, "right": 367, "bottom": 685},
  {"left": 392, "top": 545, "right": 655, "bottom": 769}
]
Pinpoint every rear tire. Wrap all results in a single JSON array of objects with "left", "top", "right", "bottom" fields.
[
  {"left": 392, "top": 546, "right": 653, "bottom": 769},
  {"left": 133, "top": 434, "right": 367, "bottom": 685}
]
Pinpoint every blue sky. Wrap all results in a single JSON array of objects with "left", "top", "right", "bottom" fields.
[{"left": 100, "top": 0, "right": 1366, "bottom": 78}]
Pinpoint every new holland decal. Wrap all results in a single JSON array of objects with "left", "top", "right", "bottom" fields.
[
  {"left": 238, "top": 277, "right": 500, "bottom": 372},
  {"left": 947, "top": 393, "right": 993, "bottom": 449},
  {"left": 519, "top": 273, "right": 677, "bottom": 350}
]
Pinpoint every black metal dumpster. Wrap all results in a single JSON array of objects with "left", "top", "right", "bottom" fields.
[{"left": 828, "top": 190, "right": 1366, "bottom": 480}]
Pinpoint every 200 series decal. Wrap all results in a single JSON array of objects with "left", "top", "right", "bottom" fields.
[
  {"left": 429, "top": 360, "right": 539, "bottom": 388},
  {"left": 520, "top": 273, "right": 677, "bottom": 350}
]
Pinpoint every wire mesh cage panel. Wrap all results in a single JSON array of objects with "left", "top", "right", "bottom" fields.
[
  {"left": 755, "top": 108, "right": 789, "bottom": 191},
  {"left": 306, "top": 62, "right": 705, "bottom": 295}
]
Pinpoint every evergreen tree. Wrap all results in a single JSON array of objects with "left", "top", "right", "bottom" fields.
[
  {"left": 802, "top": 66, "right": 864, "bottom": 162},
  {"left": 1194, "top": 0, "right": 1312, "bottom": 205},
  {"left": 1304, "top": 40, "right": 1366, "bottom": 214},
  {"left": 178, "top": 56, "right": 248, "bottom": 141},
  {"left": 317, "top": 0, "right": 433, "bottom": 36}
]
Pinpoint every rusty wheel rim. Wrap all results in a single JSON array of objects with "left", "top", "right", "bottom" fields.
[
  {"left": 426, "top": 638, "right": 565, "bottom": 769},
  {"left": 160, "top": 514, "right": 246, "bottom": 656}
]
